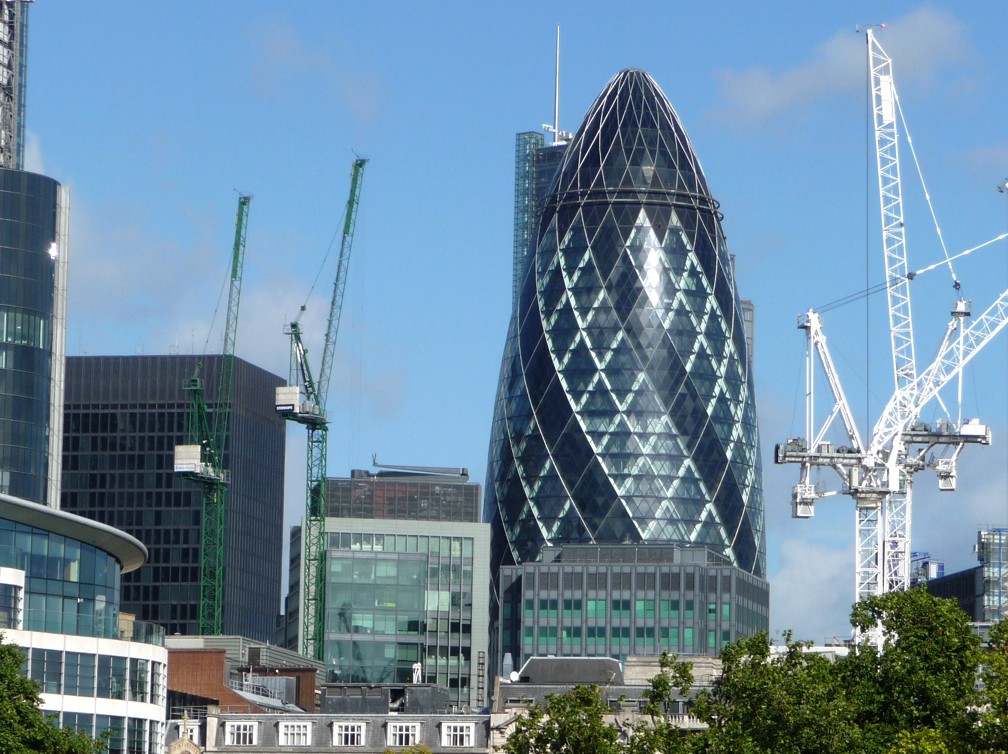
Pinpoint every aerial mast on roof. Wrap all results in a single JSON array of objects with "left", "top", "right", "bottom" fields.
[{"left": 543, "top": 26, "right": 572, "bottom": 145}]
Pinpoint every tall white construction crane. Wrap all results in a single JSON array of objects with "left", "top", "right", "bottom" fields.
[{"left": 775, "top": 27, "right": 1008, "bottom": 639}]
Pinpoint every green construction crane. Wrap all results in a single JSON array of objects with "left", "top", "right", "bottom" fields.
[
  {"left": 276, "top": 157, "right": 367, "bottom": 660},
  {"left": 174, "top": 193, "right": 252, "bottom": 635}
]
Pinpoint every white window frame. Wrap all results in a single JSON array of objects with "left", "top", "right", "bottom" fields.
[
  {"left": 441, "top": 721, "right": 475, "bottom": 748},
  {"left": 333, "top": 721, "right": 366, "bottom": 747},
  {"left": 278, "top": 720, "right": 312, "bottom": 746},
  {"left": 386, "top": 721, "right": 421, "bottom": 747},
  {"left": 225, "top": 721, "right": 258, "bottom": 746},
  {"left": 179, "top": 721, "right": 200, "bottom": 745}
]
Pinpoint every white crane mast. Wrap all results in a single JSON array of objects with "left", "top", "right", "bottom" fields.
[
  {"left": 869, "top": 29, "right": 916, "bottom": 393},
  {"left": 775, "top": 26, "right": 1008, "bottom": 645},
  {"left": 868, "top": 27, "right": 915, "bottom": 596}
]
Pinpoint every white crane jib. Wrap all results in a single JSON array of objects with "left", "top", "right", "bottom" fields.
[{"left": 775, "top": 26, "right": 1007, "bottom": 628}]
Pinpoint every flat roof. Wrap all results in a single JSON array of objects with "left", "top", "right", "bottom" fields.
[{"left": 0, "top": 492, "right": 147, "bottom": 573}]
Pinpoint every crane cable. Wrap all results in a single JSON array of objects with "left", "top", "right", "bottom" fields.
[
  {"left": 817, "top": 232, "right": 1008, "bottom": 314},
  {"left": 895, "top": 89, "right": 959, "bottom": 288},
  {"left": 299, "top": 158, "right": 367, "bottom": 316},
  {"left": 300, "top": 223, "right": 344, "bottom": 315},
  {"left": 193, "top": 232, "right": 234, "bottom": 366}
]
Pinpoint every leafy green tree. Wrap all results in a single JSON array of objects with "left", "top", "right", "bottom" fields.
[
  {"left": 691, "top": 631, "right": 860, "bottom": 754},
  {"left": 383, "top": 745, "right": 432, "bottom": 754},
  {"left": 977, "top": 617, "right": 1008, "bottom": 752},
  {"left": 840, "top": 588, "right": 980, "bottom": 751},
  {"left": 496, "top": 590, "right": 987, "bottom": 753},
  {"left": 0, "top": 634, "right": 103, "bottom": 754},
  {"left": 500, "top": 684, "right": 625, "bottom": 754},
  {"left": 885, "top": 727, "right": 960, "bottom": 754},
  {"left": 627, "top": 652, "right": 694, "bottom": 754}
]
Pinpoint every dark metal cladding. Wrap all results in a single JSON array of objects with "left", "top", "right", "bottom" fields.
[{"left": 485, "top": 69, "right": 765, "bottom": 579}]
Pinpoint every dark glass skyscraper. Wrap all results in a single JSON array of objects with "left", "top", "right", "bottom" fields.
[
  {"left": 485, "top": 69, "right": 765, "bottom": 586},
  {"left": 60, "top": 355, "right": 286, "bottom": 641},
  {"left": 0, "top": 168, "right": 68, "bottom": 507}
]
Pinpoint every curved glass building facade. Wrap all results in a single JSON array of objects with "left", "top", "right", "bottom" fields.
[
  {"left": 485, "top": 69, "right": 765, "bottom": 582},
  {"left": 0, "top": 492, "right": 167, "bottom": 754},
  {"left": 0, "top": 168, "right": 67, "bottom": 506}
]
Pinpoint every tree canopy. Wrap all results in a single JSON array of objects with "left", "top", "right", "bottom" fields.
[
  {"left": 0, "top": 634, "right": 103, "bottom": 754},
  {"left": 501, "top": 588, "right": 1004, "bottom": 754}
]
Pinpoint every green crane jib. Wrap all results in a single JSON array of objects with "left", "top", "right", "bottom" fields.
[
  {"left": 276, "top": 157, "right": 367, "bottom": 660},
  {"left": 174, "top": 194, "right": 252, "bottom": 636}
]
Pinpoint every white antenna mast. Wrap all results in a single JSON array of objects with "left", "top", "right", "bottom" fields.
[
  {"left": 553, "top": 26, "right": 560, "bottom": 142},
  {"left": 543, "top": 26, "right": 572, "bottom": 144}
]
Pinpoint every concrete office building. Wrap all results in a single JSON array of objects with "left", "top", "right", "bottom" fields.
[
  {"left": 60, "top": 355, "right": 286, "bottom": 641},
  {"left": 498, "top": 544, "right": 768, "bottom": 668},
  {"left": 485, "top": 69, "right": 768, "bottom": 668},
  {"left": 281, "top": 468, "right": 491, "bottom": 709}
]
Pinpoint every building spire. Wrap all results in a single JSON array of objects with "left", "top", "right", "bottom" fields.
[
  {"left": 553, "top": 26, "right": 560, "bottom": 142},
  {"left": 543, "top": 26, "right": 572, "bottom": 145}
]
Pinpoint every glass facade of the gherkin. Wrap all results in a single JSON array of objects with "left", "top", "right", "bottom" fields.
[{"left": 484, "top": 69, "right": 765, "bottom": 584}]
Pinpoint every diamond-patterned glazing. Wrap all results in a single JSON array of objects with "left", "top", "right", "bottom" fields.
[{"left": 485, "top": 69, "right": 765, "bottom": 579}]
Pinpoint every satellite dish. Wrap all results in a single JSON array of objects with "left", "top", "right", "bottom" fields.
[{"left": 509, "top": 671, "right": 519, "bottom": 682}]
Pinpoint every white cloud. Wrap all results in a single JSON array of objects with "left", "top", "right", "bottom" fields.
[
  {"left": 23, "top": 130, "right": 45, "bottom": 174},
  {"left": 711, "top": 7, "right": 969, "bottom": 127},
  {"left": 770, "top": 534, "right": 853, "bottom": 644},
  {"left": 247, "top": 18, "right": 383, "bottom": 124}
]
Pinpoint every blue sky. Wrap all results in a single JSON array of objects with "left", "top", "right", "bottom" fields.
[{"left": 27, "top": 2, "right": 1008, "bottom": 642}]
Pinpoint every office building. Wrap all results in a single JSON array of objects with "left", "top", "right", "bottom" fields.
[
  {"left": 60, "top": 355, "right": 286, "bottom": 641},
  {"left": 927, "top": 528, "right": 1008, "bottom": 622},
  {"left": 0, "top": 6, "right": 165, "bottom": 751},
  {"left": 282, "top": 467, "right": 490, "bottom": 709},
  {"left": 485, "top": 69, "right": 767, "bottom": 665},
  {"left": 0, "top": 167, "right": 69, "bottom": 508},
  {"left": 1, "top": 492, "right": 168, "bottom": 753},
  {"left": 497, "top": 544, "right": 768, "bottom": 667}
]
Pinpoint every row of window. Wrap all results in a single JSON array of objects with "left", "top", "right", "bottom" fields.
[
  {"left": 327, "top": 479, "right": 480, "bottom": 522},
  {"left": 329, "top": 556, "right": 474, "bottom": 586},
  {"left": 520, "top": 597, "right": 730, "bottom": 621},
  {"left": 525, "top": 624, "right": 732, "bottom": 651},
  {"left": 24, "top": 647, "right": 165, "bottom": 704},
  {"left": 63, "top": 712, "right": 162, "bottom": 754},
  {"left": 223, "top": 719, "right": 476, "bottom": 748},
  {"left": 329, "top": 532, "right": 476, "bottom": 558},
  {"left": 0, "top": 307, "right": 49, "bottom": 350},
  {"left": 64, "top": 409, "right": 187, "bottom": 435},
  {"left": 524, "top": 568, "right": 728, "bottom": 592}
]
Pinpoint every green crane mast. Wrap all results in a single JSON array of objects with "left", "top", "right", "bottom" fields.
[
  {"left": 276, "top": 158, "right": 367, "bottom": 660},
  {"left": 174, "top": 194, "right": 252, "bottom": 635}
]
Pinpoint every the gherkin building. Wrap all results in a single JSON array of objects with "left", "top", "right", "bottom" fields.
[{"left": 484, "top": 69, "right": 766, "bottom": 586}]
